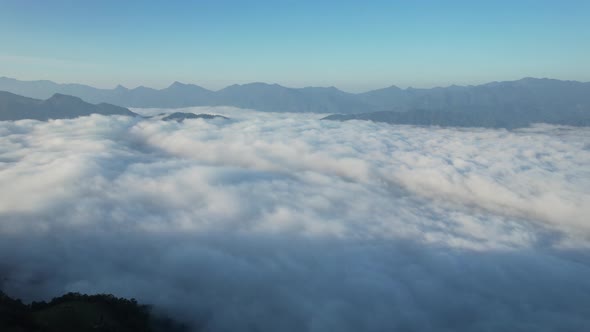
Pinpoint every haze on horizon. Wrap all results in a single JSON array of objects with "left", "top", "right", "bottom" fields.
[{"left": 1, "top": 0, "right": 589, "bottom": 92}]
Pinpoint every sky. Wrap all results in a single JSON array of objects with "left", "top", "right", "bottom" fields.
[{"left": 0, "top": 0, "right": 589, "bottom": 91}]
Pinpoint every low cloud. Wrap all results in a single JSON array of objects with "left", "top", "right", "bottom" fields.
[{"left": 1, "top": 110, "right": 589, "bottom": 331}]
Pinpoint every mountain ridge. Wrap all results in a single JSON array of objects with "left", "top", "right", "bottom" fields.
[
  {"left": 1, "top": 77, "right": 590, "bottom": 115},
  {"left": 322, "top": 107, "right": 590, "bottom": 128},
  {"left": 0, "top": 91, "right": 137, "bottom": 121}
]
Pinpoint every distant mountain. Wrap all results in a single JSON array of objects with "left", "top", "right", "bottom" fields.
[
  {"left": 1, "top": 77, "right": 590, "bottom": 119},
  {"left": 0, "top": 91, "right": 137, "bottom": 121},
  {"left": 213, "top": 83, "right": 367, "bottom": 113},
  {"left": 0, "top": 78, "right": 214, "bottom": 108},
  {"left": 161, "top": 112, "right": 229, "bottom": 122},
  {"left": 322, "top": 106, "right": 590, "bottom": 128},
  {"left": 0, "top": 78, "right": 367, "bottom": 113}
]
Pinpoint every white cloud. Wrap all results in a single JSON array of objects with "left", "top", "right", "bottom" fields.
[{"left": 0, "top": 111, "right": 589, "bottom": 331}]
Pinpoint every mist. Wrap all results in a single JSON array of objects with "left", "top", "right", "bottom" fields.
[{"left": 1, "top": 108, "right": 589, "bottom": 331}]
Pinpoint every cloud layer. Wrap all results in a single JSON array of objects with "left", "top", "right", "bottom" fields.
[{"left": 1, "top": 108, "right": 589, "bottom": 331}]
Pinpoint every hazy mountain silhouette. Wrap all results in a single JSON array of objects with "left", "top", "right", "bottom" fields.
[
  {"left": 322, "top": 106, "right": 590, "bottom": 128},
  {"left": 213, "top": 83, "right": 367, "bottom": 113},
  {"left": 1, "top": 77, "right": 589, "bottom": 121},
  {"left": 161, "top": 112, "right": 229, "bottom": 122},
  {"left": 323, "top": 79, "right": 590, "bottom": 128},
  {"left": 358, "top": 78, "right": 590, "bottom": 113},
  {"left": 0, "top": 91, "right": 137, "bottom": 121}
]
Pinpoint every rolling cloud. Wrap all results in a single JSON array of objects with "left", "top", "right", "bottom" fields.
[{"left": 1, "top": 108, "right": 589, "bottom": 331}]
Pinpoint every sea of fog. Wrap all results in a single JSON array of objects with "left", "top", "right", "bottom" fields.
[{"left": 1, "top": 107, "right": 589, "bottom": 331}]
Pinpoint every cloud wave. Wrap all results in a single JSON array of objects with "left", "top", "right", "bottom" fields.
[{"left": 1, "top": 109, "right": 589, "bottom": 331}]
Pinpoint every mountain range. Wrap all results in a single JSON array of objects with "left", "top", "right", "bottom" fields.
[
  {"left": 0, "top": 92, "right": 232, "bottom": 122},
  {"left": 2, "top": 77, "right": 589, "bottom": 116},
  {"left": 322, "top": 107, "right": 590, "bottom": 128},
  {"left": 161, "top": 112, "right": 229, "bottom": 122},
  {"left": 0, "top": 91, "right": 135, "bottom": 121}
]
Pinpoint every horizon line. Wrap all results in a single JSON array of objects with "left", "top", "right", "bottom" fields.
[{"left": 1, "top": 76, "right": 588, "bottom": 94}]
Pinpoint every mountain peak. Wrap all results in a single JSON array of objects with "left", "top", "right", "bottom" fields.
[
  {"left": 47, "top": 93, "right": 83, "bottom": 101},
  {"left": 168, "top": 81, "right": 210, "bottom": 90},
  {"left": 169, "top": 81, "right": 187, "bottom": 88}
]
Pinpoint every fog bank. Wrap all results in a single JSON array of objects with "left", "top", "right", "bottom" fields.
[{"left": 1, "top": 108, "right": 589, "bottom": 331}]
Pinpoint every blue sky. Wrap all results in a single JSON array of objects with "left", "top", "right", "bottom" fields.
[{"left": 0, "top": 0, "right": 588, "bottom": 91}]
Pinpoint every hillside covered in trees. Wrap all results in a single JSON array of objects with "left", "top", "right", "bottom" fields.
[{"left": 0, "top": 291, "right": 188, "bottom": 332}]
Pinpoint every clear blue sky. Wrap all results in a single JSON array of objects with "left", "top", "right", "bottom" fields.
[{"left": 0, "top": 0, "right": 588, "bottom": 92}]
